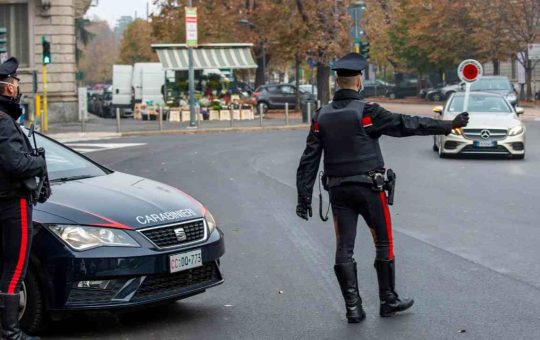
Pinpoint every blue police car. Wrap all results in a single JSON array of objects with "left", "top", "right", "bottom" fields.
[{"left": 19, "top": 130, "right": 225, "bottom": 333}]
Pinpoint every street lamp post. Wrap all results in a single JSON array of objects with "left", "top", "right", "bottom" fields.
[{"left": 187, "top": 0, "right": 196, "bottom": 127}]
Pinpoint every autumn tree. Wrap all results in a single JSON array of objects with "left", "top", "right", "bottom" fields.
[
  {"left": 117, "top": 19, "right": 159, "bottom": 64},
  {"left": 79, "top": 19, "right": 117, "bottom": 84}
]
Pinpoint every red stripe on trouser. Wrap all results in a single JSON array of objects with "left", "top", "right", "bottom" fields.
[
  {"left": 7, "top": 198, "right": 29, "bottom": 294},
  {"left": 379, "top": 192, "right": 394, "bottom": 260}
]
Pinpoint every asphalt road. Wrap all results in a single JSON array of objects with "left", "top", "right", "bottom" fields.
[{"left": 47, "top": 123, "right": 540, "bottom": 340}]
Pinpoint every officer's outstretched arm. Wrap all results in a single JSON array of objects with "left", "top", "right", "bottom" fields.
[
  {"left": 363, "top": 103, "right": 453, "bottom": 137},
  {"left": 296, "top": 123, "right": 323, "bottom": 200},
  {"left": 0, "top": 119, "right": 45, "bottom": 178}
]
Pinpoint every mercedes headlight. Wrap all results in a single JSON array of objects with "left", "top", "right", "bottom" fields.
[
  {"left": 509, "top": 125, "right": 524, "bottom": 136},
  {"left": 49, "top": 225, "right": 140, "bottom": 251},
  {"left": 204, "top": 210, "right": 217, "bottom": 234},
  {"left": 451, "top": 128, "right": 463, "bottom": 135},
  {"left": 507, "top": 93, "right": 517, "bottom": 102}
]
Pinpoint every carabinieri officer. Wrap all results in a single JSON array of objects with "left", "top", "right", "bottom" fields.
[
  {"left": 296, "top": 53, "right": 469, "bottom": 323},
  {"left": 0, "top": 57, "right": 45, "bottom": 340}
]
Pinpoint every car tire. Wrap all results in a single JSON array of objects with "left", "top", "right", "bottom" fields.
[
  {"left": 432, "top": 137, "right": 439, "bottom": 152},
  {"left": 388, "top": 92, "right": 396, "bottom": 100},
  {"left": 257, "top": 102, "right": 269, "bottom": 115},
  {"left": 20, "top": 268, "right": 47, "bottom": 335},
  {"left": 438, "top": 140, "right": 447, "bottom": 158}
]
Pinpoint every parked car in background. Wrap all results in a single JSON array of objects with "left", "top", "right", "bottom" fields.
[
  {"left": 362, "top": 79, "right": 390, "bottom": 97},
  {"left": 299, "top": 84, "right": 318, "bottom": 97},
  {"left": 468, "top": 76, "right": 518, "bottom": 107},
  {"left": 432, "top": 92, "right": 525, "bottom": 159},
  {"left": 254, "top": 84, "right": 316, "bottom": 113},
  {"left": 385, "top": 78, "right": 419, "bottom": 99},
  {"left": 425, "top": 83, "right": 446, "bottom": 101},
  {"left": 439, "top": 82, "right": 462, "bottom": 100}
]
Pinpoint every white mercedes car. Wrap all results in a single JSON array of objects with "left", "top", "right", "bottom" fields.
[{"left": 432, "top": 92, "right": 526, "bottom": 159}]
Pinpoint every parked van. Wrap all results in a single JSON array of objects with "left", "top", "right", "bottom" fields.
[
  {"left": 132, "top": 63, "right": 165, "bottom": 106},
  {"left": 112, "top": 65, "right": 133, "bottom": 117}
]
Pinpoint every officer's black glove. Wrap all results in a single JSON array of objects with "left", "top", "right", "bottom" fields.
[
  {"left": 296, "top": 196, "right": 312, "bottom": 221},
  {"left": 452, "top": 112, "right": 469, "bottom": 128}
]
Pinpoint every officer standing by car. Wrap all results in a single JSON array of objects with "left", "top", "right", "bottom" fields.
[
  {"left": 0, "top": 57, "right": 46, "bottom": 340},
  {"left": 296, "top": 53, "right": 469, "bottom": 323}
]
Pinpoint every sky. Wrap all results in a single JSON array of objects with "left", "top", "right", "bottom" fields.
[{"left": 85, "top": 0, "right": 159, "bottom": 29}]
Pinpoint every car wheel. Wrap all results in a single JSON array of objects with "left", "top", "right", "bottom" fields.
[
  {"left": 433, "top": 93, "right": 441, "bottom": 101},
  {"left": 438, "top": 140, "right": 447, "bottom": 158},
  {"left": 257, "top": 102, "right": 269, "bottom": 115},
  {"left": 389, "top": 92, "right": 396, "bottom": 100},
  {"left": 20, "top": 268, "right": 47, "bottom": 334}
]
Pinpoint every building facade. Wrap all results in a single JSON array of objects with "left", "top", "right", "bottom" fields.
[{"left": 0, "top": 0, "right": 91, "bottom": 122}]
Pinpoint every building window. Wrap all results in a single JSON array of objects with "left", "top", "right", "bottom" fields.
[{"left": 0, "top": 3, "right": 30, "bottom": 67}]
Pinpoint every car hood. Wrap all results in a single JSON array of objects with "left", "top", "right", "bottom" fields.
[
  {"left": 445, "top": 112, "right": 521, "bottom": 129},
  {"left": 34, "top": 172, "right": 206, "bottom": 230}
]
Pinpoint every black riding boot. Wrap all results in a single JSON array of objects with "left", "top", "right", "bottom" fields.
[
  {"left": 334, "top": 261, "right": 366, "bottom": 323},
  {"left": 374, "top": 259, "right": 414, "bottom": 317},
  {"left": 0, "top": 293, "right": 40, "bottom": 340}
]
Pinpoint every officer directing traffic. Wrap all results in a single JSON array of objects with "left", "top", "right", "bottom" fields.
[
  {"left": 296, "top": 53, "right": 469, "bottom": 323},
  {"left": 0, "top": 57, "right": 46, "bottom": 339}
]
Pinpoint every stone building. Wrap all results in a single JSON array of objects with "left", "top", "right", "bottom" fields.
[{"left": 0, "top": 0, "right": 91, "bottom": 122}]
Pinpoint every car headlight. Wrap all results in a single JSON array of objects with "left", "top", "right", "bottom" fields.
[
  {"left": 451, "top": 128, "right": 463, "bottom": 136},
  {"left": 204, "top": 210, "right": 217, "bottom": 234},
  {"left": 49, "top": 225, "right": 140, "bottom": 251},
  {"left": 507, "top": 93, "right": 517, "bottom": 102},
  {"left": 508, "top": 125, "right": 524, "bottom": 136}
]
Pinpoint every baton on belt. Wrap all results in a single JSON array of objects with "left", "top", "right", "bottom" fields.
[{"left": 385, "top": 169, "right": 396, "bottom": 206}]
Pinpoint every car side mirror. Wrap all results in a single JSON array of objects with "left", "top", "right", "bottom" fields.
[
  {"left": 516, "top": 107, "right": 524, "bottom": 115},
  {"left": 433, "top": 106, "right": 443, "bottom": 114}
]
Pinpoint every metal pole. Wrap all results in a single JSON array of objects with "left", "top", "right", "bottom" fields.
[
  {"left": 196, "top": 105, "right": 201, "bottom": 128},
  {"left": 317, "top": 100, "right": 321, "bottom": 109},
  {"left": 230, "top": 107, "right": 234, "bottom": 127},
  {"left": 285, "top": 102, "right": 289, "bottom": 125},
  {"left": 307, "top": 102, "right": 312, "bottom": 123},
  {"left": 42, "top": 64, "right": 48, "bottom": 133},
  {"left": 259, "top": 103, "right": 263, "bottom": 127},
  {"left": 116, "top": 107, "right": 121, "bottom": 133},
  {"left": 188, "top": 0, "right": 196, "bottom": 127},
  {"left": 158, "top": 104, "right": 163, "bottom": 131}
]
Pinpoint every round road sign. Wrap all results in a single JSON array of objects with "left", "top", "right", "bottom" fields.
[{"left": 458, "top": 59, "right": 483, "bottom": 83}]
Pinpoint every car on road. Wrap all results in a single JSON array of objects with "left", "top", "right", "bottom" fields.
[
  {"left": 468, "top": 76, "right": 518, "bottom": 107},
  {"left": 254, "top": 84, "right": 316, "bottom": 114},
  {"left": 18, "top": 131, "right": 225, "bottom": 333},
  {"left": 361, "top": 79, "right": 390, "bottom": 97},
  {"left": 432, "top": 92, "right": 526, "bottom": 159},
  {"left": 385, "top": 78, "right": 419, "bottom": 99}
]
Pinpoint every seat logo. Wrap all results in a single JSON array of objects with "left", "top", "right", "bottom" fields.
[
  {"left": 480, "top": 130, "right": 491, "bottom": 140},
  {"left": 174, "top": 228, "right": 187, "bottom": 242}
]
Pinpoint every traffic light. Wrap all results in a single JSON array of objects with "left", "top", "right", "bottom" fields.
[
  {"left": 41, "top": 36, "right": 51, "bottom": 64},
  {"left": 0, "top": 27, "right": 7, "bottom": 53},
  {"left": 359, "top": 41, "right": 370, "bottom": 60}
]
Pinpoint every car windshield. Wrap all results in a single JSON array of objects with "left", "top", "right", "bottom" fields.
[
  {"left": 447, "top": 94, "right": 513, "bottom": 115},
  {"left": 470, "top": 78, "right": 512, "bottom": 91},
  {"left": 28, "top": 131, "right": 108, "bottom": 181}
]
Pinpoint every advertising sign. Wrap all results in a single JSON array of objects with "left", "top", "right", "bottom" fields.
[{"left": 185, "top": 7, "right": 198, "bottom": 47}]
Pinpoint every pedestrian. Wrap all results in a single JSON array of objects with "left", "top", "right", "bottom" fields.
[
  {"left": 296, "top": 53, "right": 469, "bottom": 323},
  {"left": 0, "top": 57, "right": 46, "bottom": 339}
]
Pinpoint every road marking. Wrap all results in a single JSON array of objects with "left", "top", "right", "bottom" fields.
[{"left": 64, "top": 143, "right": 146, "bottom": 154}]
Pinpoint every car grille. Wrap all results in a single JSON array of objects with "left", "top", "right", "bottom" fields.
[
  {"left": 461, "top": 145, "right": 510, "bottom": 154},
  {"left": 463, "top": 129, "right": 507, "bottom": 141},
  {"left": 140, "top": 219, "right": 206, "bottom": 248},
  {"left": 132, "top": 262, "right": 220, "bottom": 301}
]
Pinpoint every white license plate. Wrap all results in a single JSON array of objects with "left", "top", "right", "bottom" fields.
[
  {"left": 475, "top": 140, "right": 495, "bottom": 147},
  {"left": 169, "top": 249, "right": 202, "bottom": 273}
]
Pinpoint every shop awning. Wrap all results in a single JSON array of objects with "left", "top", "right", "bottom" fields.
[{"left": 152, "top": 43, "right": 258, "bottom": 71}]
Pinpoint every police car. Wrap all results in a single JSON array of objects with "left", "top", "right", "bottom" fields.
[{"left": 19, "top": 130, "right": 225, "bottom": 333}]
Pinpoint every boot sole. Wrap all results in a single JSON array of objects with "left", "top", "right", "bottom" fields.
[
  {"left": 380, "top": 300, "right": 414, "bottom": 317},
  {"left": 347, "top": 314, "right": 366, "bottom": 323}
]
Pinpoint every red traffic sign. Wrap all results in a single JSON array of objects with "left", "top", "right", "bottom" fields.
[{"left": 458, "top": 59, "right": 483, "bottom": 83}]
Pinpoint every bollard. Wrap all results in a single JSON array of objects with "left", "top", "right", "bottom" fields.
[
  {"left": 116, "top": 107, "right": 121, "bottom": 133},
  {"left": 285, "top": 102, "right": 289, "bottom": 126},
  {"left": 230, "top": 107, "right": 234, "bottom": 127},
  {"left": 259, "top": 103, "right": 264, "bottom": 127},
  {"left": 80, "top": 110, "right": 85, "bottom": 132},
  {"left": 196, "top": 106, "right": 201, "bottom": 128},
  {"left": 158, "top": 105, "right": 163, "bottom": 131},
  {"left": 307, "top": 102, "right": 312, "bottom": 123}
]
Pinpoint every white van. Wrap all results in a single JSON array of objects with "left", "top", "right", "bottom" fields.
[
  {"left": 112, "top": 65, "right": 133, "bottom": 117},
  {"left": 132, "top": 63, "right": 165, "bottom": 106}
]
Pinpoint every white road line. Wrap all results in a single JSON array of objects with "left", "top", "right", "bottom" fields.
[{"left": 65, "top": 143, "right": 146, "bottom": 154}]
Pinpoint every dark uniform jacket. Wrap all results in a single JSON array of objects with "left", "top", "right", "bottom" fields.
[
  {"left": 297, "top": 89, "right": 453, "bottom": 199},
  {"left": 0, "top": 98, "right": 45, "bottom": 199}
]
